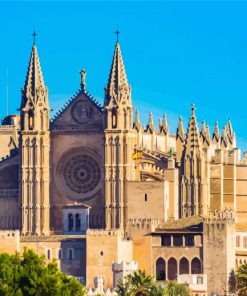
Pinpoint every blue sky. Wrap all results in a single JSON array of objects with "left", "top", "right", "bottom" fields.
[{"left": 0, "top": 1, "right": 247, "bottom": 153}]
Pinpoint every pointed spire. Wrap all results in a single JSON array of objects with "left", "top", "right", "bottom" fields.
[
  {"left": 21, "top": 44, "right": 46, "bottom": 108},
  {"left": 201, "top": 121, "right": 206, "bottom": 137},
  {"left": 160, "top": 113, "right": 169, "bottom": 135},
  {"left": 133, "top": 109, "right": 141, "bottom": 131},
  {"left": 212, "top": 121, "right": 220, "bottom": 142},
  {"left": 176, "top": 116, "right": 185, "bottom": 142},
  {"left": 104, "top": 41, "right": 130, "bottom": 105},
  {"left": 227, "top": 119, "right": 233, "bottom": 137},
  {"left": 205, "top": 124, "right": 211, "bottom": 145},
  {"left": 146, "top": 112, "right": 154, "bottom": 133},
  {"left": 184, "top": 104, "right": 201, "bottom": 155},
  {"left": 221, "top": 125, "right": 229, "bottom": 148}
]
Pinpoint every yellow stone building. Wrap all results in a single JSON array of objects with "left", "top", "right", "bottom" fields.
[{"left": 0, "top": 38, "right": 247, "bottom": 295}]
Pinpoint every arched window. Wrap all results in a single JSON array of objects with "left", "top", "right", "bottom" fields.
[
  {"left": 179, "top": 257, "right": 189, "bottom": 275},
  {"left": 68, "top": 213, "right": 73, "bottom": 231},
  {"left": 191, "top": 258, "right": 201, "bottom": 274},
  {"left": 75, "top": 214, "right": 81, "bottom": 232},
  {"left": 156, "top": 258, "right": 166, "bottom": 281},
  {"left": 168, "top": 257, "right": 177, "bottom": 280},
  {"left": 57, "top": 248, "right": 63, "bottom": 260},
  {"left": 112, "top": 109, "right": 117, "bottom": 129}
]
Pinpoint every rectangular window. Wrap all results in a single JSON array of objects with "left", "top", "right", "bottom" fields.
[
  {"left": 46, "top": 249, "right": 52, "bottom": 260},
  {"left": 244, "top": 237, "right": 247, "bottom": 248},
  {"left": 197, "top": 277, "right": 203, "bottom": 284},
  {"left": 236, "top": 235, "right": 240, "bottom": 248},
  {"left": 144, "top": 193, "right": 148, "bottom": 202}
]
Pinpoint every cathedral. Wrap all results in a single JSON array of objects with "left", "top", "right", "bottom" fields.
[{"left": 0, "top": 36, "right": 247, "bottom": 295}]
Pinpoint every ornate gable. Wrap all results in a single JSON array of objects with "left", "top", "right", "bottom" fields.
[{"left": 51, "top": 89, "right": 103, "bottom": 133}]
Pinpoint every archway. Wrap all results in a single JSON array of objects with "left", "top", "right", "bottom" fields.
[
  {"left": 168, "top": 257, "right": 177, "bottom": 280},
  {"left": 179, "top": 257, "right": 189, "bottom": 275},
  {"left": 191, "top": 257, "right": 201, "bottom": 274},
  {"left": 156, "top": 257, "right": 166, "bottom": 280}
]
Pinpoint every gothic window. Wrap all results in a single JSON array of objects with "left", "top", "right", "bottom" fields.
[
  {"left": 156, "top": 258, "right": 166, "bottom": 281},
  {"left": 191, "top": 258, "right": 201, "bottom": 274},
  {"left": 124, "top": 109, "right": 127, "bottom": 129},
  {"left": 179, "top": 257, "right": 189, "bottom": 275},
  {"left": 112, "top": 109, "right": 117, "bottom": 129},
  {"left": 28, "top": 111, "right": 34, "bottom": 130},
  {"left": 75, "top": 214, "right": 81, "bottom": 232},
  {"left": 68, "top": 213, "right": 73, "bottom": 231},
  {"left": 168, "top": 258, "right": 177, "bottom": 280}
]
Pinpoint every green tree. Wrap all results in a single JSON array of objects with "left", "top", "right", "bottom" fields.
[
  {"left": 0, "top": 249, "right": 86, "bottom": 296},
  {"left": 126, "top": 270, "right": 154, "bottom": 296},
  {"left": 236, "top": 263, "right": 247, "bottom": 296},
  {"left": 163, "top": 281, "right": 190, "bottom": 296}
]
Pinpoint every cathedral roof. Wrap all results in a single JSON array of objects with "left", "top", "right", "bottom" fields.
[
  {"left": 21, "top": 44, "right": 46, "bottom": 107},
  {"left": 104, "top": 41, "right": 129, "bottom": 105}
]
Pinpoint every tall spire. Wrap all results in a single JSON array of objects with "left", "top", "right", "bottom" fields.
[
  {"left": 104, "top": 40, "right": 130, "bottom": 105},
  {"left": 184, "top": 104, "right": 201, "bottom": 155},
  {"left": 133, "top": 109, "right": 141, "bottom": 131},
  {"left": 146, "top": 112, "right": 154, "bottom": 134},
  {"left": 176, "top": 116, "right": 184, "bottom": 142},
  {"left": 21, "top": 44, "right": 46, "bottom": 108},
  {"left": 160, "top": 113, "right": 169, "bottom": 135},
  {"left": 212, "top": 121, "right": 220, "bottom": 143}
]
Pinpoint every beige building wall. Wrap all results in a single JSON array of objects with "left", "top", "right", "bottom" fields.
[
  {"left": 86, "top": 230, "right": 132, "bottom": 289},
  {"left": 127, "top": 181, "right": 169, "bottom": 221}
]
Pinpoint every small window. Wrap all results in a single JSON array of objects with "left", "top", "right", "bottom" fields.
[
  {"left": 67, "top": 248, "right": 75, "bottom": 260},
  {"left": 68, "top": 213, "right": 74, "bottom": 231},
  {"left": 47, "top": 249, "right": 52, "bottom": 260},
  {"left": 244, "top": 237, "right": 247, "bottom": 248},
  {"left": 144, "top": 193, "right": 148, "bottom": 202},
  {"left": 100, "top": 251, "right": 104, "bottom": 256},
  {"left": 188, "top": 236, "right": 194, "bottom": 246},
  {"left": 197, "top": 277, "right": 203, "bottom": 284},
  {"left": 236, "top": 235, "right": 240, "bottom": 248},
  {"left": 57, "top": 248, "right": 63, "bottom": 260}
]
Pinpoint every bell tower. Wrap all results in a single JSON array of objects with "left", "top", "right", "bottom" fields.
[
  {"left": 104, "top": 37, "right": 133, "bottom": 230},
  {"left": 19, "top": 40, "right": 50, "bottom": 235}
]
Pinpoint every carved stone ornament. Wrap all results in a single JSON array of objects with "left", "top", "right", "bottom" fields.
[{"left": 71, "top": 100, "right": 93, "bottom": 124}]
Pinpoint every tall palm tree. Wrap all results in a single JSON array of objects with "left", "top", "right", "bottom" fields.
[{"left": 236, "top": 263, "right": 247, "bottom": 296}]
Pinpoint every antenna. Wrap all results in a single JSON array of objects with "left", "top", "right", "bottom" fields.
[{"left": 6, "top": 68, "right": 8, "bottom": 116}]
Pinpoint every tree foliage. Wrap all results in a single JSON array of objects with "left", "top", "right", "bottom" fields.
[
  {"left": 0, "top": 249, "right": 86, "bottom": 296},
  {"left": 236, "top": 263, "right": 247, "bottom": 296},
  {"left": 116, "top": 270, "right": 190, "bottom": 296}
]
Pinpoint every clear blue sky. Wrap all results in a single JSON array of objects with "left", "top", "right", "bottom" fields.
[{"left": 0, "top": 1, "right": 247, "bottom": 153}]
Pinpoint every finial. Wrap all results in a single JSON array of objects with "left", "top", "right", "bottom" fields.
[
  {"left": 32, "top": 30, "right": 37, "bottom": 45},
  {"left": 191, "top": 103, "right": 195, "bottom": 113},
  {"left": 80, "top": 69, "right": 86, "bottom": 90},
  {"left": 115, "top": 26, "right": 120, "bottom": 43}
]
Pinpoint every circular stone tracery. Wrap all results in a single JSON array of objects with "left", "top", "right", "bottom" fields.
[{"left": 63, "top": 155, "right": 101, "bottom": 194}]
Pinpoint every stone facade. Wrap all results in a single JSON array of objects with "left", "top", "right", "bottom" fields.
[{"left": 0, "top": 38, "right": 246, "bottom": 295}]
